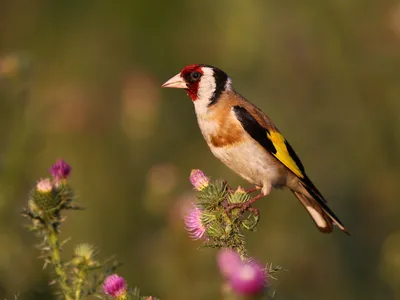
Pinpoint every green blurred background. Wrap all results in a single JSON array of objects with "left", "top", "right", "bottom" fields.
[{"left": 1, "top": 0, "right": 400, "bottom": 299}]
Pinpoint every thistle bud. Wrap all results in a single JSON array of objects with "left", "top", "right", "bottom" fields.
[
  {"left": 31, "top": 178, "right": 60, "bottom": 211},
  {"left": 189, "top": 169, "right": 209, "bottom": 191},
  {"left": 36, "top": 178, "right": 52, "bottom": 193},
  {"left": 72, "top": 243, "right": 98, "bottom": 267}
]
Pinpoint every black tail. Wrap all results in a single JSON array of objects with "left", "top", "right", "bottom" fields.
[{"left": 294, "top": 175, "right": 350, "bottom": 235}]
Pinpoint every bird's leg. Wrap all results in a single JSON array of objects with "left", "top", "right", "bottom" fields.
[
  {"left": 225, "top": 192, "right": 266, "bottom": 216},
  {"left": 225, "top": 184, "right": 271, "bottom": 217},
  {"left": 242, "top": 192, "right": 265, "bottom": 211}
]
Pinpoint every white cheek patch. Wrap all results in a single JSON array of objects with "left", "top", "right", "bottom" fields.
[
  {"left": 197, "top": 67, "right": 216, "bottom": 100},
  {"left": 306, "top": 206, "right": 327, "bottom": 228},
  {"left": 194, "top": 68, "right": 216, "bottom": 116}
]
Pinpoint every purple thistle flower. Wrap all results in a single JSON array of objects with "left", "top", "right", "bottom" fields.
[
  {"left": 49, "top": 159, "right": 71, "bottom": 180},
  {"left": 229, "top": 260, "right": 267, "bottom": 295},
  {"left": 216, "top": 249, "right": 243, "bottom": 279},
  {"left": 103, "top": 274, "right": 127, "bottom": 298},
  {"left": 184, "top": 204, "right": 206, "bottom": 240},
  {"left": 189, "top": 169, "right": 209, "bottom": 191}
]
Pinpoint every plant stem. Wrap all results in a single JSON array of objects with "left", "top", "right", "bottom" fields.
[
  {"left": 74, "top": 267, "right": 87, "bottom": 300},
  {"left": 47, "top": 223, "right": 73, "bottom": 300}
]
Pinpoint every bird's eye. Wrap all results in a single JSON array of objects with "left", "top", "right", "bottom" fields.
[{"left": 190, "top": 71, "right": 201, "bottom": 81}]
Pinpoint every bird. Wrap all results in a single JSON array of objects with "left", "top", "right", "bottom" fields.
[{"left": 162, "top": 64, "right": 349, "bottom": 235}]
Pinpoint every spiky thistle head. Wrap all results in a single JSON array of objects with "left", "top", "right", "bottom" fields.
[
  {"left": 36, "top": 178, "right": 53, "bottom": 193},
  {"left": 103, "top": 274, "right": 127, "bottom": 298},
  {"left": 216, "top": 248, "right": 268, "bottom": 296},
  {"left": 217, "top": 248, "right": 243, "bottom": 278},
  {"left": 189, "top": 169, "right": 209, "bottom": 191},
  {"left": 49, "top": 159, "right": 71, "bottom": 182},
  {"left": 184, "top": 204, "right": 207, "bottom": 240},
  {"left": 31, "top": 178, "right": 60, "bottom": 211},
  {"left": 229, "top": 259, "right": 268, "bottom": 295},
  {"left": 72, "top": 243, "right": 99, "bottom": 267}
]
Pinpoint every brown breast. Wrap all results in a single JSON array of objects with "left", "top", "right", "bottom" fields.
[{"left": 207, "top": 91, "right": 247, "bottom": 148}]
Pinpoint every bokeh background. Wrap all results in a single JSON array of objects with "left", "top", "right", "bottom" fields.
[{"left": 1, "top": 0, "right": 400, "bottom": 299}]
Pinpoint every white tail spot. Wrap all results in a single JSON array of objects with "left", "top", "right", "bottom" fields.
[{"left": 306, "top": 206, "right": 327, "bottom": 228}]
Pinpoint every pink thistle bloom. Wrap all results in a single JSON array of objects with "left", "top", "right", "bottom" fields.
[
  {"left": 103, "top": 274, "right": 127, "bottom": 298},
  {"left": 229, "top": 260, "right": 267, "bottom": 295},
  {"left": 216, "top": 249, "right": 243, "bottom": 279},
  {"left": 36, "top": 178, "right": 53, "bottom": 193},
  {"left": 49, "top": 159, "right": 71, "bottom": 180},
  {"left": 184, "top": 204, "right": 206, "bottom": 240},
  {"left": 189, "top": 169, "right": 209, "bottom": 191}
]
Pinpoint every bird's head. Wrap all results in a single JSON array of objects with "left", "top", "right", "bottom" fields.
[{"left": 162, "top": 64, "right": 231, "bottom": 106}]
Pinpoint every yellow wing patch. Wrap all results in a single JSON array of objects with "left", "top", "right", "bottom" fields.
[{"left": 266, "top": 130, "right": 304, "bottom": 178}]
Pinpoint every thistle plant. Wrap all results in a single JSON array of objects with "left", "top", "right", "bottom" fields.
[
  {"left": 22, "top": 160, "right": 157, "bottom": 300},
  {"left": 184, "top": 169, "right": 261, "bottom": 257},
  {"left": 184, "top": 169, "right": 285, "bottom": 299},
  {"left": 21, "top": 160, "right": 281, "bottom": 299}
]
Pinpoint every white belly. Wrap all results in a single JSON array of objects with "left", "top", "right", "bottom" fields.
[{"left": 209, "top": 140, "right": 287, "bottom": 189}]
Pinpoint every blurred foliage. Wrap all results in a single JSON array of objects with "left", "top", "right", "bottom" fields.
[{"left": 0, "top": 0, "right": 400, "bottom": 299}]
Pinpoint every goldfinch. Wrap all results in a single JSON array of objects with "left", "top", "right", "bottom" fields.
[{"left": 162, "top": 64, "right": 349, "bottom": 235}]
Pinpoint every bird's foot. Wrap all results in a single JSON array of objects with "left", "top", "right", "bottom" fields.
[{"left": 225, "top": 193, "right": 265, "bottom": 216}]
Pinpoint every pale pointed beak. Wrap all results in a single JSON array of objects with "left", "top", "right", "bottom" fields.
[{"left": 161, "top": 73, "right": 187, "bottom": 89}]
